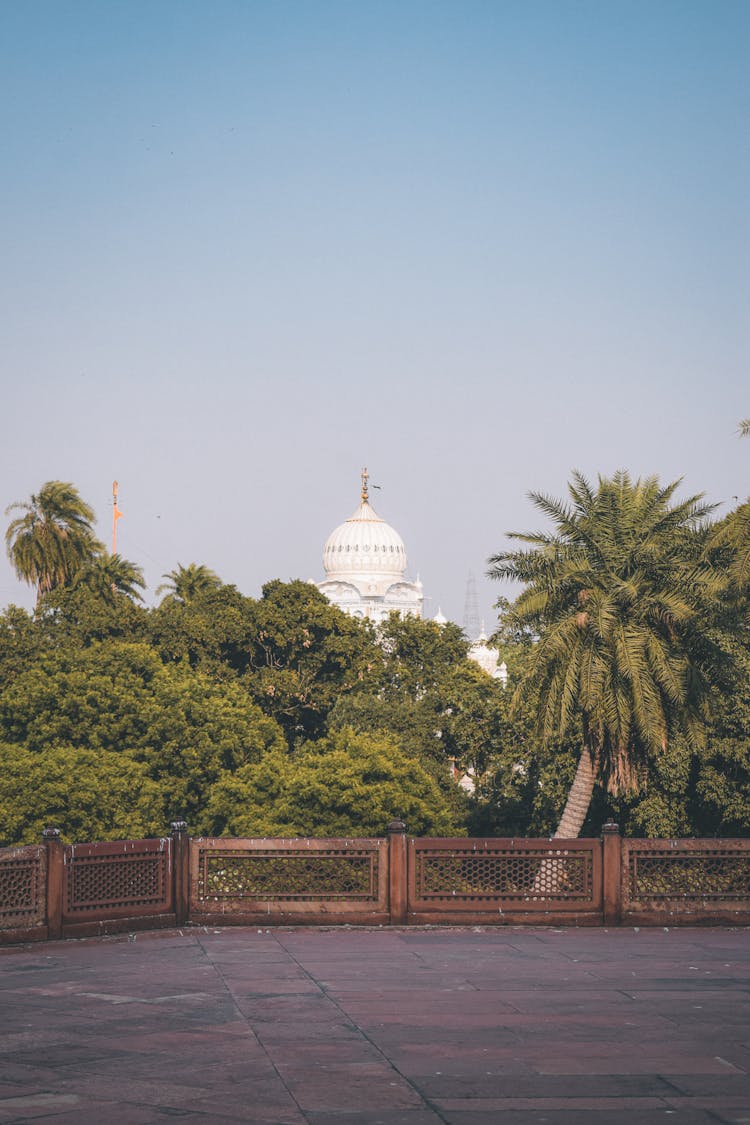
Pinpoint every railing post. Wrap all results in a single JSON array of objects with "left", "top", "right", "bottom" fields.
[
  {"left": 602, "top": 820, "right": 622, "bottom": 926},
  {"left": 43, "top": 827, "right": 64, "bottom": 941},
  {"left": 171, "top": 820, "right": 190, "bottom": 926},
  {"left": 388, "top": 819, "right": 407, "bottom": 925}
]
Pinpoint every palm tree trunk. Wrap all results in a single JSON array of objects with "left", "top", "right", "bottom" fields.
[
  {"left": 553, "top": 745, "right": 597, "bottom": 839},
  {"left": 531, "top": 745, "right": 598, "bottom": 896}
]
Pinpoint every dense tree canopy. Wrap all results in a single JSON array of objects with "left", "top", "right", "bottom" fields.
[
  {"left": 0, "top": 744, "right": 164, "bottom": 845},
  {"left": 243, "top": 580, "right": 380, "bottom": 745},
  {"left": 203, "top": 728, "right": 465, "bottom": 838},
  {"left": 149, "top": 583, "right": 258, "bottom": 675},
  {"left": 0, "top": 641, "right": 287, "bottom": 829},
  {"left": 1, "top": 470, "right": 750, "bottom": 846}
]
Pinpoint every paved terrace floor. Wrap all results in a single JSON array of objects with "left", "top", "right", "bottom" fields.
[{"left": 1, "top": 926, "right": 749, "bottom": 1125}]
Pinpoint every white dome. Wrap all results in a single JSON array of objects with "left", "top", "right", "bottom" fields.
[
  {"left": 318, "top": 469, "right": 425, "bottom": 623},
  {"left": 323, "top": 494, "right": 407, "bottom": 582}
]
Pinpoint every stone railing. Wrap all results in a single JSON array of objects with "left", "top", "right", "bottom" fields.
[{"left": 2, "top": 822, "right": 749, "bottom": 943}]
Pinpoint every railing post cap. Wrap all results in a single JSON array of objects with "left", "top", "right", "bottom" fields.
[
  {"left": 602, "top": 819, "right": 620, "bottom": 836},
  {"left": 170, "top": 820, "right": 188, "bottom": 837},
  {"left": 42, "top": 826, "right": 61, "bottom": 840},
  {"left": 387, "top": 819, "right": 407, "bottom": 835}
]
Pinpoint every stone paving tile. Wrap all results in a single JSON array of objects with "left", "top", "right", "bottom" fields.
[
  {"left": 1, "top": 1043, "right": 137, "bottom": 1070},
  {"left": 250, "top": 1021, "right": 366, "bottom": 1042},
  {"left": 235, "top": 992, "right": 333, "bottom": 1013},
  {"left": 262, "top": 1040, "right": 387, "bottom": 1065},
  {"left": 483, "top": 1017, "right": 680, "bottom": 1045},
  {"left": 305, "top": 1113, "right": 443, "bottom": 1124},
  {"left": 228, "top": 980, "right": 324, "bottom": 996},
  {"left": 0, "top": 1092, "right": 88, "bottom": 1121},
  {"left": 54, "top": 1049, "right": 272, "bottom": 1085},
  {"left": 484, "top": 990, "right": 650, "bottom": 1015},
  {"left": 88, "top": 1026, "right": 264, "bottom": 1059},
  {"left": 437, "top": 1095, "right": 671, "bottom": 1111},
  {"left": 666, "top": 1095, "right": 750, "bottom": 1112},
  {"left": 50, "top": 1072, "right": 208, "bottom": 1110},
  {"left": 329, "top": 973, "right": 466, "bottom": 988},
  {"left": 437, "top": 1107, "right": 721, "bottom": 1125},
  {"left": 278, "top": 1064, "right": 425, "bottom": 1112},
  {"left": 366, "top": 997, "right": 508, "bottom": 1018},
  {"left": 667, "top": 1073, "right": 750, "bottom": 1096},
  {"left": 371, "top": 1030, "right": 531, "bottom": 1052},
  {"left": 184, "top": 1088, "right": 309, "bottom": 1123},
  {"left": 535, "top": 1054, "right": 744, "bottom": 1076},
  {"left": 1, "top": 1099, "right": 277, "bottom": 1124},
  {"left": 214, "top": 962, "right": 313, "bottom": 980},
  {"left": 384, "top": 1032, "right": 525, "bottom": 1058},
  {"left": 349, "top": 1008, "right": 521, "bottom": 1030},
  {"left": 411, "top": 1072, "right": 679, "bottom": 1099}
]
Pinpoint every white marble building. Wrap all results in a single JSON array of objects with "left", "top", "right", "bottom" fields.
[
  {"left": 317, "top": 469, "right": 424, "bottom": 623},
  {"left": 467, "top": 625, "right": 508, "bottom": 686}
]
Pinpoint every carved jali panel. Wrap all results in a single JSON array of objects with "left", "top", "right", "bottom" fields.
[
  {"left": 627, "top": 844, "right": 750, "bottom": 905},
  {"left": 65, "top": 845, "right": 170, "bottom": 914},
  {"left": 0, "top": 847, "right": 46, "bottom": 928},
  {"left": 415, "top": 847, "right": 593, "bottom": 902},
  {"left": 197, "top": 848, "right": 379, "bottom": 903}
]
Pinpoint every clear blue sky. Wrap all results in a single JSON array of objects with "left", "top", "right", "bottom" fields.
[{"left": 2, "top": 0, "right": 748, "bottom": 627}]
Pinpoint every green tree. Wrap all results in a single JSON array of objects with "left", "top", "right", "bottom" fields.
[
  {"left": 157, "top": 562, "right": 222, "bottom": 604},
  {"left": 708, "top": 502, "right": 750, "bottom": 596},
  {"left": 687, "top": 634, "right": 750, "bottom": 836},
  {"left": 0, "top": 743, "right": 164, "bottom": 845},
  {"left": 203, "top": 727, "right": 465, "bottom": 838},
  {"left": 5, "top": 481, "right": 101, "bottom": 606},
  {"left": 329, "top": 691, "right": 446, "bottom": 766},
  {"left": 0, "top": 641, "right": 287, "bottom": 829},
  {"left": 72, "top": 551, "right": 145, "bottom": 604},
  {"left": 149, "top": 584, "right": 258, "bottom": 677},
  {"left": 488, "top": 470, "right": 724, "bottom": 837},
  {"left": 376, "top": 613, "right": 469, "bottom": 701},
  {"left": 33, "top": 583, "right": 151, "bottom": 649},
  {"left": 437, "top": 662, "right": 510, "bottom": 776},
  {"left": 0, "top": 605, "right": 40, "bottom": 685},
  {"left": 328, "top": 614, "right": 476, "bottom": 769},
  {"left": 244, "top": 580, "right": 379, "bottom": 744},
  {"left": 698, "top": 419, "right": 750, "bottom": 618},
  {"left": 470, "top": 736, "right": 581, "bottom": 837}
]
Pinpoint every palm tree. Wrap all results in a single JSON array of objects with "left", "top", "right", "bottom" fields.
[
  {"left": 157, "top": 562, "right": 222, "bottom": 605},
  {"left": 708, "top": 505, "right": 750, "bottom": 595},
  {"left": 706, "top": 421, "right": 750, "bottom": 593},
  {"left": 488, "top": 470, "right": 721, "bottom": 837},
  {"left": 73, "top": 552, "right": 145, "bottom": 605},
  {"left": 5, "top": 481, "right": 102, "bottom": 607}
]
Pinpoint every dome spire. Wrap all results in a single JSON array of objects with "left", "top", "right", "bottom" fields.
[{"left": 361, "top": 466, "right": 369, "bottom": 503}]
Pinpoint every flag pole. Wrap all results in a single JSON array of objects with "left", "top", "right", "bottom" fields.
[{"left": 112, "top": 481, "right": 123, "bottom": 554}]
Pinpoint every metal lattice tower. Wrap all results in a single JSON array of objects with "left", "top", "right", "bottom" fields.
[{"left": 463, "top": 571, "right": 481, "bottom": 641}]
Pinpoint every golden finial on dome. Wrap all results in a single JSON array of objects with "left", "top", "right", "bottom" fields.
[{"left": 360, "top": 466, "right": 369, "bottom": 503}]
